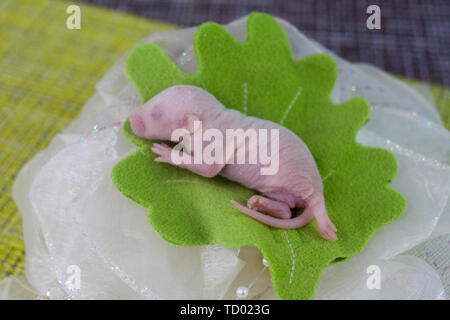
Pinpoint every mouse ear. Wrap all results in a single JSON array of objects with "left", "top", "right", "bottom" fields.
[{"left": 183, "top": 113, "right": 202, "bottom": 134}]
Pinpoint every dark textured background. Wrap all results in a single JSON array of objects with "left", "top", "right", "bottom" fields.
[{"left": 76, "top": 0, "right": 450, "bottom": 88}]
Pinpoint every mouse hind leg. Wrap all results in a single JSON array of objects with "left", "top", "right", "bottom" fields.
[
  {"left": 247, "top": 195, "right": 292, "bottom": 219},
  {"left": 304, "top": 192, "right": 338, "bottom": 241}
]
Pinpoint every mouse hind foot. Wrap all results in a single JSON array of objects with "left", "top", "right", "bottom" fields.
[{"left": 247, "top": 195, "right": 292, "bottom": 219}]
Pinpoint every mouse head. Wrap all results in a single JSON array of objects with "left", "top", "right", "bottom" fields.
[{"left": 129, "top": 85, "right": 212, "bottom": 141}]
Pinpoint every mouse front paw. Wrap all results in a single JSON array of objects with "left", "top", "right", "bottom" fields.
[{"left": 151, "top": 143, "right": 173, "bottom": 164}]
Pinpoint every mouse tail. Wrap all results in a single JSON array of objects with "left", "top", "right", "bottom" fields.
[{"left": 230, "top": 200, "right": 314, "bottom": 229}]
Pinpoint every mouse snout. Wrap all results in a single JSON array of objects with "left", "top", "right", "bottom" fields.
[{"left": 129, "top": 113, "right": 146, "bottom": 136}]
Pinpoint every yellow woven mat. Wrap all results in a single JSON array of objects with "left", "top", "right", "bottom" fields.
[{"left": 0, "top": 0, "right": 448, "bottom": 281}]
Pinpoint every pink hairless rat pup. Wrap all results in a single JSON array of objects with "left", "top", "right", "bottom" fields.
[{"left": 129, "top": 85, "right": 338, "bottom": 241}]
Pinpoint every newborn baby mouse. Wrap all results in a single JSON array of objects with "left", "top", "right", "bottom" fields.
[{"left": 129, "top": 85, "right": 337, "bottom": 241}]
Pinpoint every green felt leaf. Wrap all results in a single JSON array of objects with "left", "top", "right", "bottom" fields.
[{"left": 111, "top": 12, "right": 406, "bottom": 299}]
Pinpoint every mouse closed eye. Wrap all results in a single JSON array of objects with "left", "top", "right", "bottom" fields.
[
  {"left": 130, "top": 85, "right": 338, "bottom": 242},
  {"left": 150, "top": 110, "right": 162, "bottom": 120}
]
